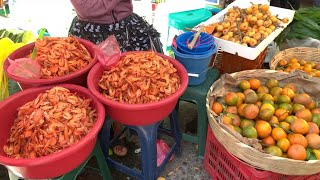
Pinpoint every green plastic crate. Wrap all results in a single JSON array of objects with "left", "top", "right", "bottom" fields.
[{"left": 168, "top": 8, "right": 212, "bottom": 30}]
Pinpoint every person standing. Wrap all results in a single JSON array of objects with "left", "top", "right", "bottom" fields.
[{"left": 69, "top": 0, "right": 164, "bottom": 156}]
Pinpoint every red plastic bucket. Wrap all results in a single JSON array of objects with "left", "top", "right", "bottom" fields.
[
  {"left": 4, "top": 38, "right": 98, "bottom": 90},
  {"left": 87, "top": 51, "right": 188, "bottom": 126},
  {"left": 0, "top": 84, "right": 105, "bottom": 179}
]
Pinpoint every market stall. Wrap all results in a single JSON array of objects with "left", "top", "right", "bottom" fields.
[{"left": 1, "top": 0, "right": 320, "bottom": 179}]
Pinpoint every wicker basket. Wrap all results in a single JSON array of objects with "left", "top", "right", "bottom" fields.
[
  {"left": 269, "top": 47, "right": 320, "bottom": 71},
  {"left": 206, "top": 69, "right": 320, "bottom": 176}
]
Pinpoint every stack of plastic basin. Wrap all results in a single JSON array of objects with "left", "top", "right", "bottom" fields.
[{"left": 173, "top": 31, "right": 216, "bottom": 86}]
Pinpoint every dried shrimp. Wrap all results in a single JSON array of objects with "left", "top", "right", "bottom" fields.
[
  {"left": 3, "top": 87, "right": 97, "bottom": 159},
  {"left": 33, "top": 37, "right": 93, "bottom": 79},
  {"left": 99, "top": 51, "right": 181, "bottom": 104}
]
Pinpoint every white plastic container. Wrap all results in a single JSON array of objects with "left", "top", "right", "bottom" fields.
[{"left": 196, "top": 0, "right": 295, "bottom": 60}]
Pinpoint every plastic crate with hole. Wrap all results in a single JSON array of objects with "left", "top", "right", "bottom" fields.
[
  {"left": 211, "top": 48, "right": 267, "bottom": 74},
  {"left": 204, "top": 126, "right": 320, "bottom": 180}
]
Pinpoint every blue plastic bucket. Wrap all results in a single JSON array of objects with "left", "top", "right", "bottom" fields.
[
  {"left": 172, "top": 45, "right": 217, "bottom": 86},
  {"left": 176, "top": 32, "right": 215, "bottom": 54}
]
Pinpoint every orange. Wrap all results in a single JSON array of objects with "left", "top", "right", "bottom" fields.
[
  {"left": 249, "top": 78, "right": 261, "bottom": 90},
  {"left": 261, "top": 94, "right": 274, "bottom": 102},
  {"left": 298, "top": 59, "right": 306, "bottom": 65},
  {"left": 293, "top": 93, "right": 312, "bottom": 107},
  {"left": 285, "top": 115, "right": 297, "bottom": 124},
  {"left": 242, "top": 126, "right": 258, "bottom": 139},
  {"left": 290, "top": 62, "right": 301, "bottom": 69},
  {"left": 265, "top": 79, "right": 279, "bottom": 90},
  {"left": 279, "top": 122, "right": 290, "bottom": 132},
  {"left": 255, "top": 120, "right": 272, "bottom": 138},
  {"left": 276, "top": 95, "right": 291, "bottom": 104},
  {"left": 264, "top": 146, "right": 283, "bottom": 157},
  {"left": 259, "top": 108, "right": 274, "bottom": 121},
  {"left": 227, "top": 113, "right": 241, "bottom": 127},
  {"left": 257, "top": 86, "right": 269, "bottom": 94},
  {"left": 280, "top": 88, "right": 295, "bottom": 99},
  {"left": 240, "top": 119, "right": 255, "bottom": 129},
  {"left": 236, "top": 92, "right": 246, "bottom": 101},
  {"left": 292, "top": 104, "right": 305, "bottom": 114},
  {"left": 236, "top": 98, "right": 243, "bottom": 107},
  {"left": 257, "top": 93, "right": 266, "bottom": 101},
  {"left": 307, "top": 101, "right": 316, "bottom": 110},
  {"left": 244, "top": 92, "right": 259, "bottom": 104},
  {"left": 312, "top": 108, "right": 320, "bottom": 114},
  {"left": 290, "top": 58, "right": 298, "bottom": 63},
  {"left": 306, "top": 134, "right": 320, "bottom": 149},
  {"left": 270, "top": 87, "right": 282, "bottom": 97},
  {"left": 226, "top": 106, "right": 238, "bottom": 114},
  {"left": 272, "top": 127, "right": 287, "bottom": 141},
  {"left": 269, "top": 116, "right": 279, "bottom": 125},
  {"left": 238, "top": 103, "right": 247, "bottom": 117},
  {"left": 295, "top": 109, "right": 312, "bottom": 122},
  {"left": 243, "top": 89, "right": 255, "bottom": 96},
  {"left": 307, "top": 122, "right": 319, "bottom": 134},
  {"left": 239, "top": 80, "right": 251, "bottom": 91},
  {"left": 225, "top": 92, "right": 239, "bottom": 106},
  {"left": 315, "top": 70, "right": 320, "bottom": 77},
  {"left": 275, "top": 109, "right": 289, "bottom": 121},
  {"left": 287, "top": 133, "right": 308, "bottom": 148},
  {"left": 287, "top": 144, "right": 307, "bottom": 161},
  {"left": 283, "top": 83, "right": 297, "bottom": 93},
  {"left": 303, "top": 65, "right": 313, "bottom": 73},
  {"left": 212, "top": 102, "right": 223, "bottom": 115},
  {"left": 277, "top": 138, "right": 291, "bottom": 153},
  {"left": 222, "top": 115, "right": 233, "bottom": 125},
  {"left": 278, "top": 103, "right": 293, "bottom": 115},
  {"left": 262, "top": 136, "right": 276, "bottom": 146},
  {"left": 312, "top": 114, "right": 320, "bottom": 126},
  {"left": 291, "top": 118, "right": 309, "bottom": 135},
  {"left": 278, "top": 59, "right": 288, "bottom": 67},
  {"left": 243, "top": 104, "right": 259, "bottom": 120}
]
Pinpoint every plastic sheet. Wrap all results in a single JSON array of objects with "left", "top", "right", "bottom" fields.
[{"left": 6, "top": 58, "right": 41, "bottom": 79}]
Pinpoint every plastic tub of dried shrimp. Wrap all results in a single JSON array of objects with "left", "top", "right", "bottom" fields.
[
  {"left": 4, "top": 37, "right": 98, "bottom": 90},
  {"left": 0, "top": 84, "right": 105, "bottom": 179},
  {"left": 87, "top": 51, "right": 188, "bottom": 126}
]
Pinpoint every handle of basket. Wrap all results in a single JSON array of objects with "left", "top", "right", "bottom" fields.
[{"left": 187, "top": 26, "right": 204, "bottom": 50}]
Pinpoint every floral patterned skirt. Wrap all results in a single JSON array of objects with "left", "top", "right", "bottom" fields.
[{"left": 68, "top": 13, "right": 163, "bottom": 53}]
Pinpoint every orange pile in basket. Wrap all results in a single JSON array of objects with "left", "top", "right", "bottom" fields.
[
  {"left": 99, "top": 51, "right": 181, "bottom": 104},
  {"left": 276, "top": 57, "right": 320, "bottom": 77},
  {"left": 211, "top": 78, "right": 320, "bottom": 161},
  {"left": 33, "top": 37, "right": 93, "bottom": 79},
  {"left": 3, "top": 87, "right": 97, "bottom": 159}
]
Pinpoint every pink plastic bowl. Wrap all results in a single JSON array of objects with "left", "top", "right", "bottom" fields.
[
  {"left": 4, "top": 38, "right": 98, "bottom": 90},
  {"left": 87, "top": 51, "right": 188, "bottom": 126},
  {"left": 0, "top": 84, "right": 105, "bottom": 179}
]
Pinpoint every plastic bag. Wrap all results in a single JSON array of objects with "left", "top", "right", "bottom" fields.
[
  {"left": 157, "top": 139, "right": 174, "bottom": 167},
  {"left": 94, "top": 35, "right": 121, "bottom": 70},
  {"left": 7, "top": 58, "right": 41, "bottom": 79},
  {"left": 286, "top": 38, "right": 320, "bottom": 48}
]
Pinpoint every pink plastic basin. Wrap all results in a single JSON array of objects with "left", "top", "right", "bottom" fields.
[
  {"left": 4, "top": 38, "right": 98, "bottom": 90},
  {"left": 87, "top": 51, "right": 188, "bottom": 126},
  {"left": 0, "top": 84, "right": 105, "bottom": 179}
]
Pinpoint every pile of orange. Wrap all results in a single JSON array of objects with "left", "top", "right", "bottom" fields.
[
  {"left": 276, "top": 57, "right": 320, "bottom": 77},
  {"left": 212, "top": 78, "right": 320, "bottom": 161}
]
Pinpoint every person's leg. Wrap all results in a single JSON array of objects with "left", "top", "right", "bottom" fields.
[{"left": 112, "top": 122, "right": 128, "bottom": 156}]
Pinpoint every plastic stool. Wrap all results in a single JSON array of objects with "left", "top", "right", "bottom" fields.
[
  {"left": 99, "top": 110, "right": 181, "bottom": 180},
  {"left": 179, "top": 68, "right": 220, "bottom": 157},
  {"left": 166, "top": 8, "right": 212, "bottom": 50},
  {"left": 8, "top": 141, "right": 112, "bottom": 180}
]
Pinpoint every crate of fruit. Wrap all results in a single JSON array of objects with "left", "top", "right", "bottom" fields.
[
  {"left": 196, "top": 0, "right": 295, "bottom": 60},
  {"left": 269, "top": 47, "right": 320, "bottom": 77},
  {"left": 206, "top": 69, "right": 320, "bottom": 175}
]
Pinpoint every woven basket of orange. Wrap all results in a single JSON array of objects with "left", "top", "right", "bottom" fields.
[
  {"left": 269, "top": 47, "right": 320, "bottom": 77},
  {"left": 206, "top": 69, "right": 320, "bottom": 175}
]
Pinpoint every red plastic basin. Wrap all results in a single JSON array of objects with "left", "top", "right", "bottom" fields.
[
  {"left": 87, "top": 51, "right": 188, "bottom": 126},
  {"left": 0, "top": 84, "right": 105, "bottom": 179},
  {"left": 4, "top": 38, "right": 98, "bottom": 90}
]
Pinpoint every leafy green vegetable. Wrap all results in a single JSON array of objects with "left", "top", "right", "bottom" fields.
[{"left": 275, "top": 7, "right": 320, "bottom": 46}]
